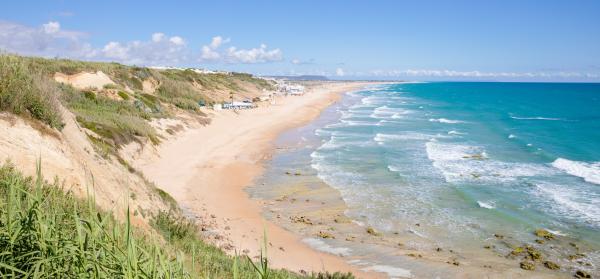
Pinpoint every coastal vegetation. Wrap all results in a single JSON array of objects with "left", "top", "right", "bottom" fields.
[
  {"left": 0, "top": 54, "right": 356, "bottom": 278},
  {"left": 0, "top": 161, "right": 354, "bottom": 278},
  {"left": 0, "top": 53, "right": 273, "bottom": 162}
]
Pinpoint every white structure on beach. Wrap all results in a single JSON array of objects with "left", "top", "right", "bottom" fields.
[
  {"left": 274, "top": 80, "right": 305, "bottom": 96},
  {"left": 212, "top": 103, "right": 222, "bottom": 110},
  {"left": 222, "top": 101, "right": 255, "bottom": 110}
]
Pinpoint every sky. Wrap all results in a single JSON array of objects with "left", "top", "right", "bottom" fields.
[{"left": 1, "top": 1, "right": 599, "bottom": 81}]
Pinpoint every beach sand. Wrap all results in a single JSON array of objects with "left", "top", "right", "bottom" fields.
[{"left": 137, "top": 82, "right": 385, "bottom": 277}]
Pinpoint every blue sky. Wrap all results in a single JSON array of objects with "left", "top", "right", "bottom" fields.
[{"left": 1, "top": 1, "right": 599, "bottom": 81}]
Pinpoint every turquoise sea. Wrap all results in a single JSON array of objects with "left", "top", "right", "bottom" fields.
[
  {"left": 313, "top": 82, "right": 600, "bottom": 242},
  {"left": 253, "top": 82, "right": 600, "bottom": 275}
]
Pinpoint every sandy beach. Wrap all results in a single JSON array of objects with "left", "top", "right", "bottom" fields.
[{"left": 137, "top": 82, "right": 384, "bottom": 277}]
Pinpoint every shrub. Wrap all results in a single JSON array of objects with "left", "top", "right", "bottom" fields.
[
  {"left": 63, "top": 84, "right": 159, "bottom": 146},
  {"left": 0, "top": 54, "right": 64, "bottom": 129}
]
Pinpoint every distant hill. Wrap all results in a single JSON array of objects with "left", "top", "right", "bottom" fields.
[{"left": 267, "top": 75, "right": 329, "bottom": 81}]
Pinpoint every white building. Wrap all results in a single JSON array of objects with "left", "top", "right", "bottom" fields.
[{"left": 223, "top": 101, "right": 255, "bottom": 110}]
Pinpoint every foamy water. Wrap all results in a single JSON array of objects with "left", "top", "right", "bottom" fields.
[
  {"left": 309, "top": 82, "right": 600, "bottom": 251},
  {"left": 252, "top": 82, "right": 600, "bottom": 277}
]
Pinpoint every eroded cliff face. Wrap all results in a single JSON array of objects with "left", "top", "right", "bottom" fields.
[{"left": 0, "top": 109, "right": 172, "bottom": 228}]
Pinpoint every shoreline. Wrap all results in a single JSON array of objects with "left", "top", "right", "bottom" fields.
[
  {"left": 136, "top": 81, "right": 384, "bottom": 277},
  {"left": 249, "top": 83, "right": 595, "bottom": 278}
]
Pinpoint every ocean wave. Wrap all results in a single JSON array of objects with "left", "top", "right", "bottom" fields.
[
  {"left": 360, "top": 96, "right": 388, "bottom": 106},
  {"left": 448, "top": 130, "right": 466, "bottom": 135},
  {"left": 508, "top": 134, "right": 516, "bottom": 139},
  {"left": 510, "top": 115, "right": 565, "bottom": 121},
  {"left": 302, "top": 238, "right": 352, "bottom": 256},
  {"left": 428, "top": 118, "right": 465, "bottom": 124},
  {"left": 477, "top": 201, "right": 496, "bottom": 209},
  {"left": 340, "top": 119, "right": 378, "bottom": 126},
  {"left": 534, "top": 181, "right": 600, "bottom": 225},
  {"left": 370, "top": 106, "right": 414, "bottom": 119},
  {"left": 374, "top": 133, "right": 435, "bottom": 143},
  {"left": 425, "top": 141, "right": 555, "bottom": 183},
  {"left": 552, "top": 158, "right": 600, "bottom": 185},
  {"left": 361, "top": 265, "right": 413, "bottom": 278},
  {"left": 387, "top": 165, "right": 401, "bottom": 172}
]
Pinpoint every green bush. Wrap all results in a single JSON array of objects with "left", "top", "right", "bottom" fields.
[
  {"left": 0, "top": 55, "right": 64, "bottom": 129},
  {"left": 63, "top": 84, "right": 159, "bottom": 146}
]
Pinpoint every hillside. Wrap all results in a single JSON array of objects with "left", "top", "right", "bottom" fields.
[
  {"left": 0, "top": 54, "right": 276, "bottom": 217},
  {"left": 0, "top": 54, "right": 354, "bottom": 278}
]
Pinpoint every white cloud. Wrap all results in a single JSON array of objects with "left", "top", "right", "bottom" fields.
[
  {"left": 335, "top": 68, "right": 345, "bottom": 76},
  {"left": 367, "top": 69, "right": 600, "bottom": 79},
  {"left": 291, "top": 58, "right": 315, "bottom": 65},
  {"left": 209, "top": 36, "right": 229, "bottom": 49},
  {"left": 199, "top": 36, "right": 282, "bottom": 64},
  {"left": 0, "top": 21, "right": 283, "bottom": 66},
  {"left": 169, "top": 36, "right": 185, "bottom": 46},
  {"left": 102, "top": 42, "right": 128, "bottom": 60},
  {"left": 225, "top": 44, "right": 283, "bottom": 63},
  {"left": 97, "top": 33, "right": 190, "bottom": 65},
  {"left": 151, "top": 32, "right": 165, "bottom": 42},
  {"left": 0, "top": 20, "right": 92, "bottom": 58},
  {"left": 42, "top": 21, "right": 60, "bottom": 34},
  {"left": 201, "top": 45, "right": 220, "bottom": 60}
]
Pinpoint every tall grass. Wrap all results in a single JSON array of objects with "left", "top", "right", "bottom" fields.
[
  {"left": 0, "top": 161, "right": 188, "bottom": 277},
  {"left": 0, "top": 161, "right": 355, "bottom": 278},
  {"left": 0, "top": 54, "right": 64, "bottom": 129}
]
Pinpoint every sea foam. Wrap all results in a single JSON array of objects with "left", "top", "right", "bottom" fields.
[
  {"left": 510, "top": 115, "right": 565, "bottom": 121},
  {"left": 361, "top": 265, "right": 413, "bottom": 278},
  {"left": 477, "top": 201, "right": 496, "bottom": 209},
  {"left": 302, "top": 238, "right": 352, "bottom": 256},
  {"left": 428, "top": 118, "right": 465, "bottom": 124},
  {"left": 552, "top": 158, "right": 600, "bottom": 185}
]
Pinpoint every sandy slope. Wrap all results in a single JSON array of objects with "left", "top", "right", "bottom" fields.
[
  {"left": 0, "top": 108, "right": 170, "bottom": 228},
  {"left": 136, "top": 82, "right": 385, "bottom": 277},
  {"left": 54, "top": 71, "right": 116, "bottom": 90}
]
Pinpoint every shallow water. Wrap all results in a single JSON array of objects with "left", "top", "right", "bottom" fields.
[{"left": 251, "top": 82, "right": 600, "bottom": 276}]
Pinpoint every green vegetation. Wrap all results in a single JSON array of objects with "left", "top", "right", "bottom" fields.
[
  {"left": 150, "top": 211, "right": 355, "bottom": 279},
  {"left": 0, "top": 161, "right": 355, "bottom": 278},
  {"left": 62, "top": 84, "right": 159, "bottom": 147},
  {"left": 0, "top": 55, "right": 360, "bottom": 277},
  {"left": 0, "top": 161, "right": 188, "bottom": 277},
  {"left": 1, "top": 54, "right": 274, "bottom": 149},
  {"left": 0, "top": 55, "right": 64, "bottom": 129}
]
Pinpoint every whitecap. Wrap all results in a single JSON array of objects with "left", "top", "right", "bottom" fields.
[
  {"left": 428, "top": 118, "right": 465, "bottom": 124},
  {"left": 508, "top": 134, "right": 516, "bottom": 139},
  {"left": 425, "top": 141, "right": 555, "bottom": 183},
  {"left": 546, "top": 229, "right": 567, "bottom": 236},
  {"left": 374, "top": 133, "right": 434, "bottom": 143},
  {"left": 387, "top": 165, "right": 401, "bottom": 172},
  {"left": 477, "top": 201, "right": 496, "bottom": 209},
  {"left": 510, "top": 115, "right": 565, "bottom": 121},
  {"left": 534, "top": 181, "right": 600, "bottom": 225},
  {"left": 448, "top": 130, "right": 466, "bottom": 135},
  {"left": 552, "top": 158, "right": 600, "bottom": 185}
]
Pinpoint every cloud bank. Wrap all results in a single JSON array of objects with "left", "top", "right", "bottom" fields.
[
  {"left": 365, "top": 69, "right": 600, "bottom": 79},
  {"left": 200, "top": 36, "right": 282, "bottom": 63},
  {"left": 0, "top": 21, "right": 283, "bottom": 66}
]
